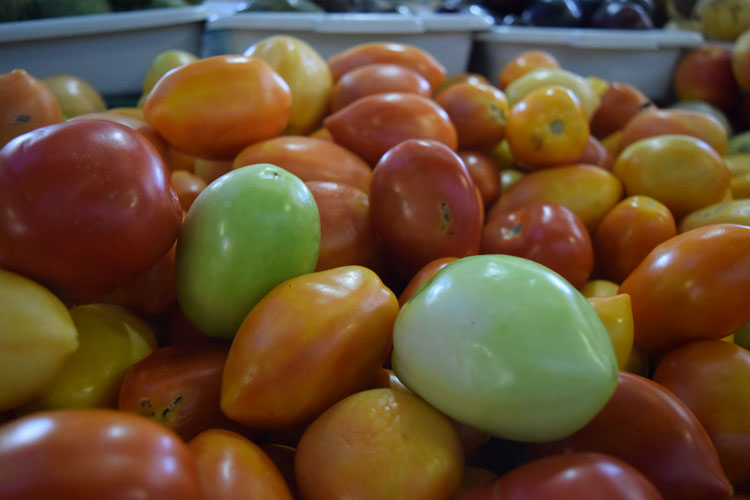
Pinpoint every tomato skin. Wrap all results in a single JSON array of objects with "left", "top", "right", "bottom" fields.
[
  {"left": 619, "top": 223, "right": 750, "bottom": 353},
  {"left": 0, "top": 408, "right": 203, "bottom": 500},
  {"left": 398, "top": 256, "right": 458, "bottom": 307},
  {"left": 329, "top": 63, "right": 432, "bottom": 113},
  {"left": 0, "top": 119, "right": 182, "bottom": 297},
  {"left": 481, "top": 201, "right": 593, "bottom": 289},
  {"left": 458, "top": 151, "right": 501, "bottom": 208},
  {"left": 221, "top": 266, "right": 398, "bottom": 429},
  {"left": 528, "top": 371, "right": 732, "bottom": 500},
  {"left": 459, "top": 452, "right": 663, "bottom": 500},
  {"left": 369, "top": 139, "right": 482, "bottom": 276},
  {"left": 324, "top": 92, "right": 458, "bottom": 166}
]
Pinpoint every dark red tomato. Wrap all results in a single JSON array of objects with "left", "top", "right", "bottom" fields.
[
  {"left": 369, "top": 139, "right": 482, "bottom": 277},
  {"left": 118, "top": 341, "right": 234, "bottom": 441},
  {"left": 459, "top": 452, "right": 663, "bottom": 500},
  {"left": 0, "top": 119, "right": 182, "bottom": 297},
  {"left": 481, "top": 202, "right": 593, "bottom": 289},
  {"left": 458, "top": 150, "right": 501, "bottom": 209},
  {"left": 619, "top": 223, "right": 750, "bottom": 354},
  {"left": 528, "top": 371, "right": 732, "bottom": 500},
  {"left": 653, "top": 340, "right": 750, "bottom": 488},
  {"left": 0, "top": 408, "right": 202, "bottom": 500}
]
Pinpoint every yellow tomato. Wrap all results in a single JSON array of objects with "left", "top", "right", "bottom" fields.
[
  {"left": 679, "top": 198, "right": 750, "bottom": 232},
  {"left": 504, "top": 68, "right": 600, "bottom": 118},
  {"left": 580, "top": 279, "right": 621, "bottom": 298},
  {"left": 0, "top": 269, "right": 78, "bottom": 411},
  {"left": 588, "top": 294, "right": 635, "bottom": 370}
]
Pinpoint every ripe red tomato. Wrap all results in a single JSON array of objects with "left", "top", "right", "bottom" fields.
[
  {"left": 0, "top": 119, "right": 183, "bottom": 297},
  {"left": 481, "top": 201, "right": 593, "bottom": 289},
  {"left": 369, "top": 139, "right": 482, "bottom": 277},
  {"left": 0, "top": 408, "right": 203, "bottom": 499}
]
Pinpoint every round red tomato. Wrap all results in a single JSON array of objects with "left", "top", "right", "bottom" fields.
[
  {"left": 0, "top": 119, "right": 183, "bottom": 297},
  {"left": 481, "top": 202, "right": 593, "bottom": 289},
  {"left": 0, "top": 408, "right": 202, "bottom": 499},
  {"left": 369, "top": 139, "right": 482, "bottom": 277}
]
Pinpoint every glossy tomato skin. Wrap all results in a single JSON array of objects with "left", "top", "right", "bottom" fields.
[
  {"left": 459, "top": 452, "right": 663, "bottom": 500},
  {"left": 0, "top": 119, "right": 182, "bottom": 297},
  {"left": 619, "top": 223, "right": 750, "bottom": 353},
  {"left": 481, "top": 201, "right": 593, "bottom": 289},
  {"left": 329, "top": 63, "right": 432, "bottom": 113},
  {"left": 369, "top": 139, "right": 482, "bottom": 277},
  {"left": 528, "top": 371, "right": 732, "bottom": 500},
  {"left": 0, "top": 408, "right": 203, "bottom": 500}
]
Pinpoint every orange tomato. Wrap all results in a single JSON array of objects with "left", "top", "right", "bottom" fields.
[
  {"left": 398, "top": 256, "right": 458, "bottom": 307},
  {"left": 170, "top": 170, "right": 207, "bottom": 212},
  {"left": 0, "top": 69, "right": 63, "bottom": 149},
  {"left": 329, "top": 63, "right": 432, "bottom": 113},
  {"left": 576, "top": 134, "right": 615, "bottom": 170},
  {"left": 505, "top": 85, "right": 590, "bottom": 169},
  {"left": 434, "top": 81, "right": 509, "bottom": 151},
  {"left": 497, "top": 50, "right": 561, "bottom": 91},
  {"left": 589, "top": 82, "right": 654, "bottom": 139},
  {"left": 144, "top": 55, "right": 291, "bottom": 161},
  {"left": 588, "top": 294, "right": 635, "bottom": 370},
  {"left": 327, "top": 42, "right": 446, "bottom": 92}
]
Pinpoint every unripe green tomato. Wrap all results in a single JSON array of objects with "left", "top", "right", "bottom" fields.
[
  {"left": 392, "top": 254, "right": 618, "bottom": 442},
  {"left": 177, "top": 163, "right": 320, "bottom": 338}
]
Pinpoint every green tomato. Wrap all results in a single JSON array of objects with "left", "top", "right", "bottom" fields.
[
  {"left": 391, "top": 254, "right": 618, "bottom": 442},
  {"left": 177, "top": 163, "right": 320, "bottom": 338}
]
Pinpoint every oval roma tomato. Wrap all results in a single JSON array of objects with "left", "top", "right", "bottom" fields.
[
  {"left": 329, "top": 63, "right": 432, "bottom": 113},
  {"left": 619, "top": 223, "right": 750, "bottom": 353},
  {"left": 0, "top": 408, "right": 202, "bottom": 500},
  {"left": 481, "top": 201, "right": 594, "bottom": 289},
  {"left": 324, "top": 92, "right": 458, "bottom": 165},
  {"left": 0, "top": 119, "right": 183, "bottom": 297},
  {"left": 144, "top": 55, "right": 292, "bottom": 161},
  {"left": 392, "top": 254, "right": 618, "bottom": 442},
  {"left": 0, "top": 69, "right": 62, "bottom": 149},
  {"left": 221, "top": 266, "right": 398, "bottom": 429},
  {"left": 459, "top": 452, "right": 662, "bottom": 500},
  {"left": 458, "top": 151, "right": 502, "bottom": 208},
  {"left": 528, "top": 371, "right": 732, "bottom": 500},
  {"left": 369, "top": 139, "right": 482, "bottom": 277},
  {"left": 653, "top": 340, "right": 750, "bottom": 488}
]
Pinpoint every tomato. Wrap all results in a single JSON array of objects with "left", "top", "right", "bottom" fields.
[
  {"left": 481, "top": 201, "right": 594, "bottom": 289},
  {"left": 244, "top": 35, "right": 332, "bottom": 135},
  {"left": 369, "top": 139, "right": 482, "bottom": 277},
  {"left": 392, "top": 254, "right": 618, "bottom": 442},
  {"left": 0, "top": 269, "right": 78, "bottom": 412},
  {"left": 497, "top": 50, "right": 561, "bottom": 91},
  {"left": 528, "top": 371, "right": 732, "bottom": 500},
  {"left": 118, "top": 342, "right": 232, "bottom": 441},
  {"left": 142, "top": 49, "right": 198, "bottom": 96},
  {"left": 619, "top": 223, "right": 750, "bottom": 353},
  {"left": 232, "top": 135, "right": 372, "bottom": 194},
  {"left": 488, "top": 164, "right": 623, "bottom": 233},
  {"left": 678, "top": 199, "right": 750, "bottom": 232},
  {"left": 221, "top": 266, "right": 398, "bottom": 429},
  {"left": 434, "top": 81, "right": 509, "bottom": 151},
  {"left": 324, "top": 92, "right": 458, "bottom": 165},
  {"left": 329, "top": 63, "right": 432, "bottom": 113},
  {"left": 459, "top": 452, "right": 663, "bottom": 500},
  {"left": 0, "top": 69, "right": 62, "bottom": 149},
  {"left": 580, "top": 279, "right": 620, "bottom": 298},
  {"left": 593, "top": 195, "right": 676, "bottom": 284},
  {"left": 0, "top": 119, "right": 182, "bottom": 297},
  {"left": 504, "top": 68, "right": 599, "bottom": 118},
  {"left": 589, "top": 81, "right": 654, "bottom": 139},
  {"left": 398, "top": 256, "right": 458, "bottom": 307},
  {"left": 458, "top": 151, "right": 501, "bottom": 208},
  {"left": 0, "top": 408, "right": 202, "bottom": 500},
  {"left": 305, "top": 181, "right": 377, "bottom": 272},
  {"left": 588, "top": 294, "right": 635, "bottom": 370},
  {"left": 177, "top": 163, "right": 320, "bottom": 338},
  {"left": 42, "top": 74, "right": 106, "bottom": 119},
  {"left": 653, "top": 340, "right": 750, "bottom": 488},
  {"left": 170, "top": 170, "right": 207, "bottom": 212},
  {"left": 327, "top": 42, "right": 446, "bottom": 91},
  {"left": 576, "top": 134, "right": 615, "bottom": 170},
  {"left": 505, "top": 85, "right": 590, "bottom": 169},
  {"left": 189, "top": 428, "right": 293, "bottom": 500},
  {"left": 144, "top": 55, "right": 291, "bottom": 161}
]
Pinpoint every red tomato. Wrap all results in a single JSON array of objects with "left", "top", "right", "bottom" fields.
[
  {"left": 369, "top": 139, "right": 482, "bottom": 277},
  {"left": 458, "top": 150, "right": 501, "bottom": 208},
  {"left": 329, "top": 63, "right": 432, "bottom": 113},
  {"left": 619, "top": 223, "right": 750, "bottom": 353},
  {"left": 118, "top": 342, "right": 233, "bottom": 441},
  {"left": 653, "top": 340, "right": 750, "bottom": 488},
  {"left": 0, "top": 120, "right": 182, "bottom": 297},
  {"left": 189, "top": 428, "right": 293, "bottom": 500},
  {"left": 324, "top": 92, "right": 458, "bottom": 165},
  {"left": 398, "top": 256, "right": 458, "bottom": 307},
  {"left": 528, "top": 371, "right": 732, "bottom": 500},
  {"left": 221, "top": 266, "right": 398, "bottom": 429},
  {"left": 481, "top": 202, "right": 594, "bottom": 289},
  {"left": 0, "top": 408, "right": 202, "bottom": 499},
  {"left": 459, "top": 452, "right": 663, "bottom": 500}
]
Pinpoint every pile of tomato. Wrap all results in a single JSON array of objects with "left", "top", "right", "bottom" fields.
[{"left": 1, "top": 33, "right": 750, "bottom": 500}]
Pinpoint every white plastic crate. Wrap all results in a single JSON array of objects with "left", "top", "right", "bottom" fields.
[
  {"left": 471, "top": 26, "right": 705, "bottom": 103},
  {"left": 0, "top": 6, "right": 209, "bottom": 97},
  {"left": 202, "top": 11, "right": 494, "bottom": 75}
]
